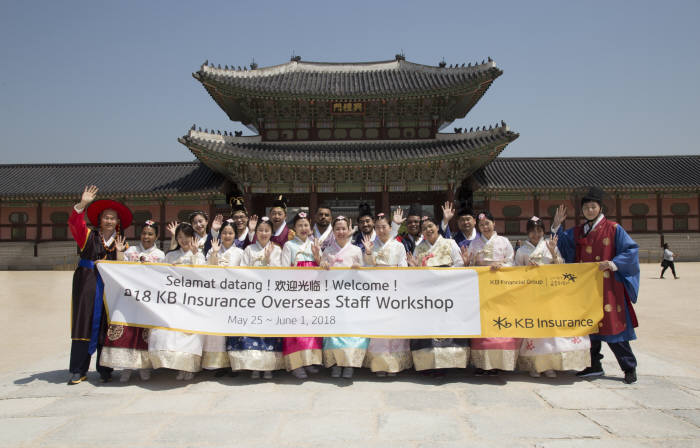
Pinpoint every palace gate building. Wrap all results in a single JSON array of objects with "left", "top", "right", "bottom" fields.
[{"left": 1, "top": 56, "right": 699, "bottom": 268}]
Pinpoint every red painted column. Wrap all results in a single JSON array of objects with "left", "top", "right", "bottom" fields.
[
  {"left": 159, "top": 199, "right": 167, "bottom": 246},
  {"left": 35, "top": 200, "right": 43, "bottom": 256},
  {"left": 309, "top": 191, "right": 318, "bottom": 214},
  {"left": 656, "top": 193, "right": 663, "bottom": 233}
]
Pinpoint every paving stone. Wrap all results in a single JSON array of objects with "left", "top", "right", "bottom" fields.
[
  {"left": 153, "top": 413, "right": 281, "bottom": 445},
  {"left": 614, "top": 386, "right": 700, "bottom": 409},
  {"left": 583, "top": 409, "right": 700, "bottom": 438},
  {"left": 536, "top": 386, "right": 640, "bottom": 409},
  {"left": 212, "top": 388, "right": 313, "bottom": 412},
  {"left": 0, "top": 416, "right": 69, "bottom": 446},
  {"left": 669, "top": 376, "right": 700, "bottom": 391},
  {"left": 312, "top": 389, "right": 384, "bottom": 410},
  {"left": 534, "top": 439, "right": 669, "bottom": 448},
  {"left": 377, "top": 410, "right": 467, "bottom": 441},
  {"left": 30, "top": 394, "right": 133, "bottom": 417},
  {"left": 279, "top": 411, "right": 375, "bottom": 442},
  {"left": 40, "top": 414, "right": 166, "bottom": 445},
  {"left": 383, "top": 390, "right": 462, "bottom": 410},
  {"left": 122, "top": 392, "right": 218, "bottom": 414},
  {"left": 462, "top": 385, "right": 547, "bottom": 409},
  {"left": 667, "top": 409, "right": 700, "bottom": 428},
  {"left": 417, "top": 442, "right": 531, "bottom": 448},
  {"left": 0, "top": 397, "right": 58, "bottom": 417},
  {"left": 466, "top": 409, "right": 605, "bottom": 439}
]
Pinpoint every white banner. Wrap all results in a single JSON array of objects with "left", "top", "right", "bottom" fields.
[{"left": 97, "top": 261, "right": 481, "bottom": 338}]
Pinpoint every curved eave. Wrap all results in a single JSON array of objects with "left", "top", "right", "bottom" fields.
[
  {"left": 178, "top": 131, "right": 519, "bottom": 169},
  {"left": 474, "top": 185, "right": 700, "bottom": 194},
  {"left": 0, "top": 190, "right": 224, "bottom": 202},
  {"left": 194, "top": 66, "right": 503, "bottom": 101}
]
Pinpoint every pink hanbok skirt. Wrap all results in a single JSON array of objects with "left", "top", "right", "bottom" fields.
[{"left": 283, "top": 261, "right": 323, "bottom": 370}]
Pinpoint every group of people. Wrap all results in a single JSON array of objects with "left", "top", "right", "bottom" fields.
[{"left": 67, "top": 185, "right": 640, "bottom": 386}]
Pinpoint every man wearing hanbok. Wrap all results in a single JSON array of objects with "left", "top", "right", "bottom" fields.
[
  {"left": 552, "top": 187, "right": 640, "bottom": 384},
  {"left": 392, "top": 203, "right": 452, "bottom": 254},
  {"left": 351, "top": 203, "right": 376, "bottom": 253},
  {"left": 269, "top": 195, "right": 294, "bottom": 247},
  {"left": 312, "top": 206, "right": 335, "bottom": 250},
  {"left": 228, "top": 195, "right": 253, "bottom": 250},
  {"left": 449, "top": 201, "right": 479, "bottom": 249},
  {"left": 67, "top": 185, "right": 132, "bottom": 385}
]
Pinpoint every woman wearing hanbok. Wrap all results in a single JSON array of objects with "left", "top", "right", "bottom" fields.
[
  {"left": 408, "top": 216, "right": 469, "bottom": 373},
  {"left": 148, "top": 223, "right": 206, "bottom": 381},
  {"left": 227, "top": 217, "right": 284, "bottom": 379},
  {"left": 320, "top": 216, "right": 368, "bottom": 379},
  {"left": 67, "top": 185, "right": 132, "bottom": 385},
  {"left": 280, "top": 212, "right": 324, "bottom": 379},
  {"left": 362, "top": 213, "right": 413, "bottom": 376},
  {"left": 466, "top": 211, "right": 520, "bottom": 375},
  {"left": 515, "top": 217, "right": 591, "bottom": 378},
  {"left": 204, "top": 220, "right": 244, "bottom": 373},
  {"left": 166, "top": 211, "right": 223, "bottom": 256},
  {"left": 101, "top": 220, "right": 164, "bottom": 382}
]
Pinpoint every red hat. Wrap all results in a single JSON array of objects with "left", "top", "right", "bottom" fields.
[{"left": 87, "top": 199, "right": 133, "bottom": 229}]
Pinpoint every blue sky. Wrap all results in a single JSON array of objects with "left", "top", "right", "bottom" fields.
[{"left": 1, "top": 0, "right": 698, "bottom": 163}]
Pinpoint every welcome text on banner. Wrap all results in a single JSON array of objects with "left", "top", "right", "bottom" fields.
[{"left": 97, "top": 261, "right": 603, "bottom": 338}]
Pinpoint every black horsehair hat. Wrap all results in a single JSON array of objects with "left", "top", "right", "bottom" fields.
[
  {"left": 456, "top": 200, "right": 474, "bottom": 218},
  {"left": 229, "top": 196, "right": 247, "bottom": 214},
  {"left": 407, "top": 203, "right": 423, "bottom": 218},
  {"left": 271, "top": 195, "right": 288, "bottom": 210},
  {"left": 358, "top": 202, "right": 373, "bottom": 219},
  {"left": 581, "top": 187, "right": 605, "bottom": 206}
]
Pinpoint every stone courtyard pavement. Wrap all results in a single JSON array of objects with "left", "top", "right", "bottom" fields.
[{"left": 1, "top": 264, "right": 699, "bottom": 447}]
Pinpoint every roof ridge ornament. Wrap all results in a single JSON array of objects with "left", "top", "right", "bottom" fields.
[
  {"left": 438, "top": 57, "right": 446, "bottom": 68},
  {"left": 250, "top": 59, "right": 258, "bottom": 70}
]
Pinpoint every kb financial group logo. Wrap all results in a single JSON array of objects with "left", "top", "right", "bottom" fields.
[{"left": 492, "top": 272, "right": 578, "bottom": 331}]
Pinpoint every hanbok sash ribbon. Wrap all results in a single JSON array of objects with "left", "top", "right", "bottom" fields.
[{"left": 78, "top": 259, "right": 105, "bottom": 355}]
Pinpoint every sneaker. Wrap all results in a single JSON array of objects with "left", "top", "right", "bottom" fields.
[
  {"left": 474, "top": 368, "right": 487, "bottom": 376},
  {"left": 250, "top": 370, "right": 261, "bottom": 379},
  {"left": 119, "top": 370, "right": 132, "bottom": 383},
  {"left": 292, "top": 368, "right": 308, "bottom": 379},
  {"left": 175, "top": 370, "right": 186, "bottom": 380},
  {"left": 544, "top": 370, "right": 557, "bottom": 378},
  {"left": 341, "top": 367, "right": 354, "bottom": 378},
  {"left": 624, "top": 369, "right": 637, "bottom": 384},
  {"left": 576, "top": 365, "right": 604, "bottom": 378},
  {"left": 139, "top": 369, "right": 152, "bottom": 381},
  {"left": 674, "top": 276, "right": 680, "bottom": 280},
  {"left": 183, "top": 372, "right": 194, "bottom": 381},
  {"left": 67, "top": 373, "right": 87, "bottom": 385},
  {"left": 487, "top": 369, "right": 499, "bottom": 376},
  {"left": 305, "top": 365, "right": 319, "bottom": 374},
  {"left": 529, "top": 371, "right": 541, "bottom": 378},
  {"left": 330, "top": 366, "right": 342, "bottom": 378},
  {"left": 263, "top": 371, "right": 273, "bottom": 380}
]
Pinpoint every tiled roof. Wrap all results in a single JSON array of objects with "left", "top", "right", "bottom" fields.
[
  {"left": 474, "top": 156, "right": 700, "bottom": 192},
  {"left": 0, "top": 162, "right": 225, "bottom": 200},
  {"left": 194, "top": 58, "right": 502, "bottom": 99},
  {"left": 179, "top": 125, "right": 518, "bottom": 166}
]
